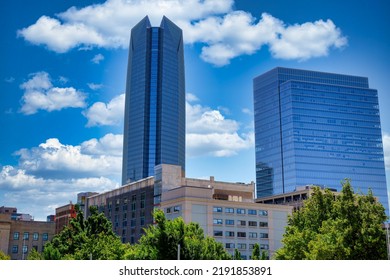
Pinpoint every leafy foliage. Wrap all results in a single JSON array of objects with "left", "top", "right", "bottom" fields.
[
  {"left": 275, "top": 180, "right": 387, "bottom": 260},
  {"left": 0, "top": 250, "right": 10, "bottom": 260},
  {"left": 42, "top": 205, "right": 127, "bottom": 260},
  {"left": 125, "top": 209, "right": 231, "bottom": 260}
]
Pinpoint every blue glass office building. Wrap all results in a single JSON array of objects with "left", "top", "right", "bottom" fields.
[
  {"left": 122, "top": 16, "right": 185, "bottom": 184},
  {"left": 253, "top": 67, "right": 389, "bottom": 215}
]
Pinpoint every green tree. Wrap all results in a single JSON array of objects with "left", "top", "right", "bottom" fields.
[
  {"left": 27, "top": 248, "right": 43, "bottom": 260},
  {"left": 0, "top": 250, "right": 10, "bottom": 260},
  {"left": 233, "top": 249, "right": 242, "bottom": 260},
  {"left": 125, "top": 209, "right": 231, "bottom": 260},
  {"left": 251, "top": 243, "right": 260, "bottom": 260},
  {"left": 275, "top": 180, "right": 387, "bottom": 260},
  {"left": 42, "top": 205, "right": 127, "bottom": 260}
]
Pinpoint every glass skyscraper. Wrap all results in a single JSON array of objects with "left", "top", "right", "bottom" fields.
[
  {"left": 122, "top": 16, "right": 185, "bottom": 185},
  {"left": 253, "top": 67, "right": 389, "bottom": 215}
]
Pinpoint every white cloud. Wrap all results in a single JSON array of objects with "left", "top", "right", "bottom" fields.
[
  {"left": 242, "top": 108, "right": 252, "bottom": 115},
  {"left": 20, "top": 71, "right": 86, "bottom": 115},
  {"left": 83, "top": 93, "right": 125, "bottom": 126},
  {"left": 91, "top": 53, "right": 105, "bottom": 64},
  {"left": 383, "top": 132, "right": 390, "bottom": 170},
  {"left": 17, "top": 0, "right": 347, "bottom": 66},
  {"left": 0, "top": 134, "right": 123, "bottom": 220},
  {"left": 4, "top": 77, "right": 15, "bottom": 83},
  {"left": 87, "top": 83, "right": 103, "bottom": 90},
  {"left": 15, "top": 136, "right": 122, "bottom": 179},
  {"left": 186, "top": 96, "right": 254, "bottom": 157},
  {"left": 80, "top": 133, "right": 123, "bottom": 156},
  {"left": 0, "top": 165, "right": 118, "bottom": 220}
]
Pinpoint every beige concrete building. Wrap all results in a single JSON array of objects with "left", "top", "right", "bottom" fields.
[
  {"left": 159, "top": 165, "right": 293, "bottom": 259},
  {"left": 0, "top": 213, "right": 55, "bottom": 260}
]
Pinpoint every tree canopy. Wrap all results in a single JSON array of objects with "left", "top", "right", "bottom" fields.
[
  {"left": 125, "top": 209, "right": 231, "bottom": 260},
  {"left": 274, "top": 180, "right": 388, "bottom": 260},
  {"left": 37, "top": 205, "right": 127, "bottom": 260},
  {"left": 28, "top": 206, "right": 231, "bottom": 260}
]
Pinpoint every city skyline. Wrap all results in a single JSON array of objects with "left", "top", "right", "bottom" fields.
[{"left": 1, "top": 0, "right": 389, "bottom": 220}]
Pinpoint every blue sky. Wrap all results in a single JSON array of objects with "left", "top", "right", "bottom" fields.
[{"left": 1, "top": 0, "right": 389, "bottom": 220}]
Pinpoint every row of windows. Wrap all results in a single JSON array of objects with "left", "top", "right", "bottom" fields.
[
  {"left": 213, "top": 219, "right": 268, "bottom": 227},
  {"left": 213, "top": 207, "right": 268, "bottom": 216},
  {"left": 214, "top": 231, "right": 269, "bottom": 239},
  {"left": 225, "top": 243, "right": 269, "bottom": 250},
  {"left": 13, "top": 232, "right": 48, "bottom": 241}
]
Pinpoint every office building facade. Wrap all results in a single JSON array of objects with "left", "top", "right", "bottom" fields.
[
  {"left": 253, "top": 67, "right": 389, "bottom": 216},
  {"left": 122, "top": 16, "right": 185, "bottom": 184}
]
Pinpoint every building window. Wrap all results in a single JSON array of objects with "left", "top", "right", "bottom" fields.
[
  {"left": 42, "top": 233, "right": 48, "bottom": 241},
  {"left": 173, "top": 206, "right": 181, "bottom": 213},
  {"left": 225, "top": 207, "right": 234, "bottom": 214},
  {"left": 237, "top": 243, "right": 247, "bottom": 249},
  {"left": 249, "top": 232, "right": 258, "bottom": 238},
  {"left": 23, "top": 245, "right": 28, "bottom": 254},
  {"left": 236, "top": 208, "right": 246, "bottom": 215},
  {"left": 225, "top": 219, "right": 234, "bottom": 226},
  {"left": 225, "top": 243, "right": 235, "bottom": 249},
  {"left": 225, "top": 231, "right": 235, "bottom": 237},
  {"left": 248, "top": 221, "right": 257, "bottom": 227},
  {"left": 166, "top": 207, "right": 171, "bottom": 214},
  {"left": 23, "top": 232, "right": 29, "bottom": 240},
  {"left": 237, "top": 232, "right": 246, "bottom": 238},
  {"left": 259, "top": 222, "right": 268, "bottom": 227},
  {"left": 259, "top": 210, "right": 268, "bottom": 216},
  {"left": 213, "top": 206, "right": 222, "bottom": 213},
  {"left": 13, "top": 232, "right": 19, "bottom": 240},
  {"left": 33, "top": 232, "right": 39, "bottom": 241},
  {"left": 213, "top": 230, "right": 223, "bottom": 237},
  {"left": 238, "top": 220, "right": 246, "bottom": 226},
  {"left": 260, "top": 244, "right": 269, "bottom": 250},
  {"left": 32, "top": 245, "right": 38, "bottom": 252},
  {"left": 140, "top": 192, "right": 146, "bottom": 209},
  {"left": 259, "top": 233, "right": 269, "bottom": 239},
  {"left": 213, "top": 219, "right": 223, "bottom": 225},
  {"left": 248, "top": 209, "right": 257, "bottom": 215},
  {"left": 140, "top": 217, "right": 145, "bottom": 226},
  {"left": 131, "top": 219, "right": 136, "bottom": 227},
  {"left": 12, "top": 245, "right": 18, "bottom": 254}
]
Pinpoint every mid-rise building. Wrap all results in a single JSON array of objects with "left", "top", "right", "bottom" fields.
[
  {"left": 253, "top": 67, "right": 389, "bottom": 216},
  {"left": 122, "top": 16, "right": 186, "bottom": 184},
  {"left": 87, "top": 164, "right": 293, "bottom": 258},
  {"left": 55, "top": 203, "right": 77, "bottom": 234},
  {"left": 0, "top": 210, "right": 55, "bottom": 260}
]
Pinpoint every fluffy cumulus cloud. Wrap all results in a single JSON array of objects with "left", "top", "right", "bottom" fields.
[
  {"left": 186, "top": 94, "right": 254, "bottom": 157},
  {"left": 20, "top": 71, "right": 86, "bottom": 114},
  {"left": 83, "top": 93, "right": 125, "bottom": 126},
  {"left": 0, "top": 134, "right": 122, "bottom": 220},
  {"left": 15, "top": 136, "right": 122, "bottom": 179},
  {"left": 17, "top": 0, "right": 347, "bottom": 66}
]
